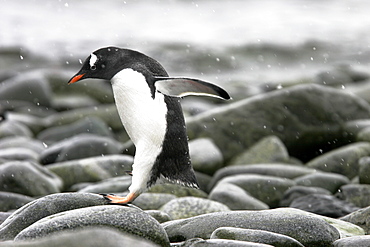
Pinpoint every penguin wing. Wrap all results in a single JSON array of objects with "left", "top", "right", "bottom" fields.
[{"left": 154, "top": 77, "right": 231, "bottom": 100}]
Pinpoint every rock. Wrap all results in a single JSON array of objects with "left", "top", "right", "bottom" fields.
[
  {"left": 133, "top": 193, "right": 177, "bottom": 210},
  {"left": 160, "top": 197, "right": 230, "bottom": 220},
  {"left": 182, "top": 239, "right": 274, "bottom": 247},
  {"left": 189, "top": 138, "right": 223, "bottom": 175},
  {"left": 0, "top": 193, "right": 109, "bottom": 241},
  {"left": 341, "top": 206, "right": 370, "bottom": 234},
  {"left": 0, "top": 227, "right": 159, "bottom": 247},
  {"left": 337, "top": 184, "right": 370, "bottom": 208},
  {"left": 0, "top": 148, "right": 39, "bottom": 162},
  {"left": 0, "top": 137, "right": 46, "bottom": 153},
  {"left": 0, "top": 192, "right": 34, "bottom": 212},
  {"left": 37, "top": 116, "right": 114, "bottom": 144},
  {"left": 210, "top": 227, "right": 304, "bottom": 247},
  {"left": 290, "top": 194, "right": 359, "bottom": 217},
  {"left": 208, "top": 164, "right": 314, "bottom": 191},
  {"left": 315, "top": 68, "right": 352, "bottom": 86},
  {"left": 209, "top": 182, "right": 268, "bottom": 210},
  {"left": 356, "top": 126, "right": 370, "bottom": 142},
  {"left": 77, "top": 176, "right": 132, "bottom": 194},
  {"left": 0, "top": 213, "right": 12, "bottom": 225},
  {"left": 163, "top": 208, "right": 340, "bottom": 246},
  {"left": 47, "top": 155, "right": 133, "bottom": 190},
  {"left": 0, "top": 120, "right": 33, "bottom": 139},
  {"left": 214, "top": 174, "right": 295, "bottom": 207},
  {"left": 306, "top": 142, "right": 370, "bottom": 179},
  {"left": 194, "top": 172, "right": 212, "bottom": 192},
  {"left": 358, "top": 157, "right": 370, "bottom": 184},
  {"left": 52, "top": 94, "right": 100, "bottom": 111},
  {"left": 333, "top": 235, "right": 370, "bottom": 247},
  {"left": 4, "top": 112, "right": 45, "bottom": 134},
  {"left": 186, "top": 84, "right": 370, "bottom": 162},
  {"left": 0, "top": 161, "right": 63, "bottom": 197},
  {"left": 228, "top": 136, "right": 290, "bottom": 165},
  {"left": 14, "top": 205, "right": 170, "bottom": 247},
  {"left": 40, "top": 134, "right": 124, "bottom": 164},
  {"left": 280, "top": 186, "right": 332, "bottom": 206},
  {"left": 145, "top": 210, "right": 172, "bottom": 223},
  {"left": 148, "top": 184, "right": 208, "bottom": 198},
  {"left": 294, "top": 172, "right": 350, "bottom": 193}
]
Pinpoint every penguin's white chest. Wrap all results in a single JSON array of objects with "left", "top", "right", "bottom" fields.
[{"left": 111, "top": 69, "right": 168, "bottom": 147}]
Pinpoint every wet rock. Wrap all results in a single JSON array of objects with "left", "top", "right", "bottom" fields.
[
  {"left": 15, "top": 205, "right": 170, "bottom": 247},
  {"left": 210, "top": 227, "right": 304, "bottom": 247},
  {"left": 0, "top": 148, "right": 39, "bottom": 162},
  {"left": 189, "top": 138, "right": 223, "bottom": 175},
  {"left": 228, "top": 135, "right": 290, "bottom": 165},
  {"left": 0, "top": 193, "right": 109, "bottom": 241},
  {"left": 77, "top": 176, "right": 132, "bottom": 194},
  {"left": 336, "top": 184, "right": 370, "bottom": 208},
  {"left": 40, "top": 134, "right": 124, "bottom": 164},
  {"left": 186, "top": 84, "right": 370, "bottom": 162},
  {"left": 0, "top": 137, "right": 46, "bottom": 153},
  {"left": 0, "top": 161, "right": 62, "bottom": 197},
  {"left": 145, "top": 210, "right": 172, "bottom": 223},
  {"left": 160, "top": 197, "right": 230, "bottom": 220},
  {"left": 47, "top": 154, "right": 133, "bottom": 190},
  {"left": 333, "top": 235, "right": 370, "bottom": 247},
  {"left": 163, "top": 208, "right": 340, "bottom": 246},
  {"left": 280, "top": 186, "right": 332, "bottom": 207},
  {"left": 306, "top": 142, "right": 370, "bottom": 179},
  {"left": 133, "top": 193, "right": 177, "bottom": 210},
  {"left": 209, "top": 182, "right": 268, "bottom": 210},
  {"left": 0, "top": 120, "right": 33, "bottom": 139},
  {"left": 358, "top": 157, "right": 370, "bottom": 184},
  {"left": 148, "top": 184, "right": 208, "bottom": 198},
  {"left": 37, "top": 116, "right": 114, "bottom": 144},
  {"left": 341, "top": 206, "right": 370, "bottom": 234},
  {"left": 294, "top": 172, "right": 350, "bottom": 193},
  {"left": 0, "top": 192, "right": 34, "bottom": 212}
]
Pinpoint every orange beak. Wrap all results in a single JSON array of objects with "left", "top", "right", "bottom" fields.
[{"left": 68, "top": 73, "right": 85, "bottom": 84}]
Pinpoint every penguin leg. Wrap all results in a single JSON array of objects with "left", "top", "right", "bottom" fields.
[{"left": 102, "top": 192, "right": 138, "bottom": 205}]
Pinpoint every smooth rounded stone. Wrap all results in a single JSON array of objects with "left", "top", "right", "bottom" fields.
[
  {"left": 0, "top": 120, "right": 33, "bottom": 139},
  {"left": 208, "top": 182, "right": 268, "bottom": 210},
  {"left": 0, "top": 213, "right": 12, "bottom": 225},
  {"left": 51, "top": 94, "right": 100, "bottom": 111},
  {"left": 37, "top": 116, "right": 114, "bottom": 145},
  {"left": 343, "top": 119, "right": 370, "bottom": 137},
  {"left": 333, "top": 235, "right": 370, "bottom": 247},
  {"left": 214, "top": 174, "right": 295, "bottom": 207},
  {"left": 133, "top": 193, "right": 177, "bottom": 210},
  {"left": 183, "top": 239, "right": 274, "bottom": 247},
  {"left": 0, "top": 227, "right": 160, "bottom": 247},
  {"left": 77, "top": 176, "right": 132, "bottom": 194},
  {"left": 148, "top": 184, "right": 208, "bottom": 198},
  {"left": 208, "top": 164, "right": 314, "bottom": 191},
  {"left": 194, "top": 172, "right": 212, "bottom": 192},
  {"left": 358, "top": 156, "right": 370, "bottom": 184},
  {"left": 228, "top": 135, "right": 290, "bottom": 165},
  {"left": 189, "top": 138, "right": 223, "bottom": 175},
  {"left": 14, "top": 205, "right": 170, "bottom": 247},
  {"left": 0, "top": 137, "right": 46, "bottom": 153},
  {"left": 0, "top": 148, "right": 39, "bottom": 162},
  {"left": 210, "top": 227, "right": 304, "bottom": 247},
  {"left": 4, "top": 112, "right": 45, "bottom": 134},
  {"left": 40, "top": 134, "right": 124, "bottom": 164},
  {"left": 340, "top": 206, "right": 370, "bottom": 234},
  {"left": 356, "top": 126, "right": 370, "bottom": 142},
  {"left": 0, "top": 192, "right": 34, "bottom": 212},
  {"left": 290, "top": 194, "right": 359, "bottom": 218},
  {"left": 0, "top": 161, "right": 63, "bottom": 197},
  {"left": 47, "top": 154, "right": 133, "bottom": 190},
  {"left": 336, "top": 184, "right": 370, "bottom": 208},
  {"left": 160, "top": 197, "right": 230, "bottom": 220},
  {"left": 315, "top": 68, "right": 352, "bottom": 86},
  {"left": 145, "top": 210, "right": 172, "bottom": 223},
  {"left": 186, "top": 84, "right": 370, "bottom": 162},
  {"left": 306, "top": 142, "right": 370, "bottom": 179},
  {"left": 0, "top": 193, "right": 109, "bottom": 241},
  {"left": 162, "top": 208, "right": 340, "bottom": 246},
  {"left": 294, "top": 172, "right": 350, "bottom": 193},
  {"left": 280, "top": 185, "right": 332, "bottom": 206}
]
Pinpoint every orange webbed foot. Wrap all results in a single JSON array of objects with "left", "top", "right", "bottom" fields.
[{"left": 100, "top": 192, "right": 137, "bottom": 205}]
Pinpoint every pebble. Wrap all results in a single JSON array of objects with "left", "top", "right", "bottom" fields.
[
  {"left": 333, "top": 235, "right": 370, "bottom": 247},
  {"left": 336, "top": 184, "right": 370, "bottom": 208},
  {"left": 0, "top": 136, "right": 46, "bottom": 153},
  {"left": 294, "top": 172, "right": 350, "bottom": 193},
  {"left": 280, "top": 185, "right": 332, "bottom": 206},
  {"left": 0, "top": 192, "right": 34, "bottom": 212},
  {"left": 0, "top": 120, "right": 33, "bottom": 139},
  {"left": 189, "top": 138, "right": 223, "bottom": 175},
  {"left": 133, "top": 193, "right": 177, "bottom": 210},
  {"left": 340, "top": 205, "right": 370, "bottom": 234}
]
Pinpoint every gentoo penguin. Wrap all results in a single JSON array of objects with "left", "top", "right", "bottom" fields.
[{"left": 68, "top": 47, "right": 230, "bottom": 204}]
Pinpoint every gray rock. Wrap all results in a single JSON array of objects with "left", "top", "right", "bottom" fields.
[
  {"left": 0, "top": 137, "right": 46, "bottom": 153},
  {"left": 40, "top": 134, "right": 124, "bottom": 164},
  {"left": 77, "top": 176, "right": 132, "bottom": 194},
  {"left": 186, "top": 84, "right": 370, "bottom": 162},
  {"left": 185, "top": 239, "right": 274, "bottom": 247},
  {"left": 145, "top": 210, "right": 172, "bottom": 223},
  {"left": 0, "top": 192, "right": 34, "bottom": 212},
  {"left": 306, "top": 142, "right": 370, "bottom": 179},
  {"left": 294, "top": 172, "right": 350, "bottom": 193},
  {"left": 0, "top": 161, "right": 62, "bottom": 197},
  {"left": 214, "top": 174, "right": 295, "bottom": 207},
  {"left": 148, "top": 184, "right": 208, "bottom": 198},
  {"left": 52, "top": 94, "right": 100, "bottom": 111},
  {"left": 0, "top": 193, "right": 108, "bottom": 241},
  {"left": 0, "top": 148, "right": 39, "bottom": 162},
  {"left": 163, "top": 208, "right": 340, "bottom": 246},
  {"left": 358, "top": 157, "right": 370, "bottom": 184},
  {"left": 356, "top": 126, "right": 370, "bottom": 142},
  {"left": 133, "top": 193, "right": 177, "bottom": 210},
  {"left": 280, "top": 186, "right": 332, "bottom": 206},
  {"left": 194, "top": 172, "right": 212, "bottom": 192},
  {"left": 0, "top": 213, "right": 12, "bottom": 225},
  {"left": 228, "top": 136, "right": 290, "bottom": 165},
  {"left": 47, "top": 155, "right": 133, "bottom": 190},
  {"left": 4, "top": 112, "right": 45, "bottom": 134},
  {"left": 37, "top": 116, "right": 114, "bottom": 144},
  {"left": 341, "top": 206, "right": 370, "bottom": 234},
  {"left": 209, "top": 182, "right": 268, "bottom": 210},
  {"left": 333, "top": 235, "right": 370, "bottom": 247},
  {"left": 337, "top": 184, "right": 370, "bottom": 208},
  {"left": 160, "top": 197, "right": 230, "bottom": 220},
  {"left": 15, "top": 205, "right": 170, "bottom": 247},
  {"left": 210, "top": 227, "right": 304, "bottom": 247},
  {"left": 208, "top": 164, "right": 314, "bottom": 191},
  {"left": 189, "top": 138, "right": 223, "bottom": 175},
  {"left": 0, "top": 120, "right": 33, "bottom": 139}
]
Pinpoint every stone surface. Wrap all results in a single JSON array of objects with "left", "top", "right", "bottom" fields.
[
  {"left": 341, "top": 206, "right": 370, "bottom": 234},
  {"left": 294, "top": 172, "right": 350, "bottom": 193},
  {"left": 333, "top": 235, "right": 370, "bottom": 247},
  {"left": 145, "top": 210, "right": 172, "bottom": 223},
  {"left": 148, "top": 184, "right": 208, "bottom": 198},
  {"left": 0, "top": 192, "right": 34, "bottom": 212},
  {"left": 336, "top": 184, "right": 370, "bottom": 208},
  {"left": 280, "top": 186, "right": 332, "bottom": 206},
  {"left": 189, "top": 138, "right": 223, "bottom": 175},
  {"left": 0, "top": 137, "right": 46, "bottom": 153},
  {"left": 182, "top": 239, "right": 274, "bottom": 247},
  {"left": 133, "top": 193, "right": 177, "bottom": 210},
  {"left": 358, "top": 156, "right": 370, "bottom": 184},
  {"left": 77, "top": 176, "right": 132, "bottom": 194},
  {"left": 0, "top": 120, "right": 33, "bottom": 139},
  {"left": 0, "top": 148, "right": 39, "bottom": 162}
]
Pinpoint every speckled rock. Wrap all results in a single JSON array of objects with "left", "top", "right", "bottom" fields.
[
  {"left": 148, "top": 184, "right": 208, "bottom": 198},
  {"left": 0, "top": 148, "right": 39, "bottom": 162},
  {"left": 280, "top": 186, "right": 332, "bottom": 206},
  {"left": 77, "top": 176, "right": 132, "bottom": 194},
  {"left": 358, "top": 156, "right": 370, "bottom": 184},
  {"left": 145, "top": 210, "right": 172, "bottom": 223},
  {"left": 133, "top": 193, "right": 177, "bottom": 210},
  {"left": 337, "top": 184, "right": 370, "bottom": 208},
  {"left": 0, "top": 137, "right": 46, "bottom": 153},
  {"left": 189, "top": 138, "right": 223, "bottom": 175},
  {"left": 294, "top": 172, "right": 350, "bottom": 193},
  {"left": 333, "top": 235, "right": 370, "bottom": 247},
  {"left": 0, "top": 192, "right": 34, "bottom": 212},
  {"left": 0, "top": 120, "right": 33, "bottom": 139},
  {"left": 181, "top": 239, "right": 274, "bottom": 247},
  {"left": 341, "top": 206, "right": 370, "bottom": 234}
]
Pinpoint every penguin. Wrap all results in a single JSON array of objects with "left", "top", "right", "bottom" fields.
[{"left": 68, "top": 47, "right": 230, "bottom": 204}]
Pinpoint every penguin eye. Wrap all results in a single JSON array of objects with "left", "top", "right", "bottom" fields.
[{"left": 91, "top": 65, "right": 97, "bottom": 70}]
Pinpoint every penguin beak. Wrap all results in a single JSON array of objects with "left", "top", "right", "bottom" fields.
[{"left": 68, "top": 73, "right": 85, "bottom": 84}]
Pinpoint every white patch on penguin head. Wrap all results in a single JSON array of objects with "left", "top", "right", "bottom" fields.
[{"left": 89, "top": 53, "right": 98, "bottom": 69}]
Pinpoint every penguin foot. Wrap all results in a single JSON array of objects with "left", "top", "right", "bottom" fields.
[{"left": 100, "top": 192, "right": 137, "bottom": 205}]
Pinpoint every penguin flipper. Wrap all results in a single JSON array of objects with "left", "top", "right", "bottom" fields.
[{"left": 154, "top": 77, "right": 231, "bottom": 100}]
